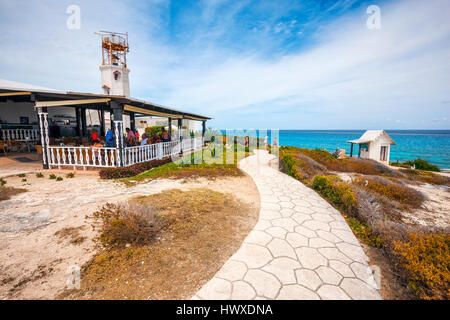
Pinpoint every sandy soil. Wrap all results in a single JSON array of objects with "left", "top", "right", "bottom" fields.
[
  {"left": 404, "top": 183, "right": 450, "bottom": 229},
  {"left": 0, "top": 171, "right": 260, "bottom": 300}
]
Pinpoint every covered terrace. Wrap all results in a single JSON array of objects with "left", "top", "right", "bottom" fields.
[{"left": 0, "top": 86, "right": 210, "bottom": 169}]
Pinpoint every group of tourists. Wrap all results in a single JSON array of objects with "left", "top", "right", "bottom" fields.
[{"left": 89, "top": 127, "right": 171, "bottom": 148}]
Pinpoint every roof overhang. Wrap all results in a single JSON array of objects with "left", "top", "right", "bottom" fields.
[{"left": 0, "top": 86, "right": 211, "bottom": 121}]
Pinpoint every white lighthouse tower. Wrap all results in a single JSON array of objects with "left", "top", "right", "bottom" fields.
[{"left": 97, "top": 31, "right": 130, "bottom": 96}]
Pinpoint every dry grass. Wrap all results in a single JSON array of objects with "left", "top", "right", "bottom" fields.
[
  {"left": 63, "top": 188, "right": 258, "bottom": 300},
  {"left": 353, "top": 175, "right": 424, "bottom": 209},
  {"left": 0, "top": 185, "right": 27, "bottom": 201},
  {"left": 55, "top": 226, "right": 87, "bottom": 245},
  {"left": 400, "top": 169, "right": 450, "bottom": 186}
]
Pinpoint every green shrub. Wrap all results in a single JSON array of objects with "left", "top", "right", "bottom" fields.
[
  {"left": 144, "top": 126, "right": 165, "bottom": 138},
  {"left": 21, "top": 178, "right": 27, "bottom": 182},
  {"left": 56, "top": 177, "right": 63, "bottom": 181},
  {"left": 36, "top": 172, "right": 44, "bottom": 178},
  {"left": 0, "top": 178, "right": 6, "bottom": 187},
  {"left": 403, "top": 159, "right": 440, "bottom": 172},
  {"left": 344, "top": 215, "right": 383, "bottom": 248},
  {"left": 17, "top": 173, "right": 26, "bottom": 178},
  {"left": 66, "top": 172, "right": 75, "bottom": 178},
  {"left": 312, "top": 175, "right": 358, "bottom": 213},
  {"left": 49, "top": 174, "right": 56, "bottom": 179},
  {"left": 99, "top": 158, "right": 172, "bottom": 179}
]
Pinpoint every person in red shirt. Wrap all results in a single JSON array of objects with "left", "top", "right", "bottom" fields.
[{"left": 91, "top": 129, "right": 98, "bottom": 143}]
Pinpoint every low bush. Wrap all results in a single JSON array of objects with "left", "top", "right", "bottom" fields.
[
  {"left": 92, "top": 202, "right": 164, "bottom": 248},
  {"left": 49, "top": 174, "right": 56, "bottom": 179},
  {"left": 403, "top": 159, "right": 440, "bottom": 172},
  {"left": 400, "top": 169, "right": 450, "bottom": 186},
  {"left": 36, "top": 172, "right": 44, "bottom": 178},
  {"left": 312, "top": 175, "right": 358, "bottom": 213},
  {"left": 0, "top": 178, "right": 6, "bottom": 187},
  {"left": 394, "top": 233, "right": 449, "bottom": 299},
  {"left": 56, "top": 177, "right": 63, "bottom": 181},
  {"left": 66, "top": 172, "right": 75, "bottom": 178},
  {"left": 353, "top": 175, "right": 424, "bottom": 208},
  {"left": 99, "top": 158, "right": 172, "bottom": 179},
  {"left": 343, "top": 214, "right": 383, "bottom": 248}
]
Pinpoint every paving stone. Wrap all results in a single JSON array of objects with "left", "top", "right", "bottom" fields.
[
  {"left": 286, "top": 232, "right": 308, "bottom": 248},
  {"left": 262, "top": 257, "right": 300, "bottom": 284},
  {"left": 341, "top": 278, "right": 381, "bottom": 300},
  {"left": 295, "top": 247, "right": 327, "bottom": 269},
  {"left": 244, "top": 270, "right": 281, "bottom": 299},
  {"left": 216, "top": 260, "right": 248, "bottom": 282},
  {"left": 280, "top": 208, "right": 294, "bottom": 217},
  {"left": 303, "top": 220, "right": 331, "bottom": 232},
  {"left": 245, "top": 230, "right": 273, "bottom": 246},
  {"left": 260, "top": 209, "right": 282, "bottom": 220},
  {"left": 197, "top": 278, "right": 232, "bottom": 300},
  {"left": 265, "top": 226, "right": 288, "bottom": 239},
  {"left": 317, "top": 285, "right": 351, "bottom": 300},
  {"left": 329, "top": 260, "right": 355, "bottom": 278},
  {"left": 231, "top": 281, "right": 256, "bottom": 300},
  {"left": 294, "top": 225, "right": 316, "bottom": 238},
  {"left": 318, "top": 248, "right": 353, "bottom": 264},
  {"left": 295, "top": 269, "right": 322, "bottom": 291},
  {"left": 276, "top": 284, "right": 320, "bottom": 300},
  {"left": 316, "top": 266, "right": 343, "bottom": 285},
  {"left": 336, "top": 243, "right": 369, "bottom": 263},
  {"left": 309, "top": 237, "right": 335, "bottom": 248},
  {"left": 267, "top": 238, "right": 297, "bottom": 259},
  {"left": 271, "top": 217, "right": 297, "bottom": 231},
  {"left": 311, "top": 213, "right": 335, "bottom": 223},
  {"left": 232, "top": 243, "right": 272, "bottom": 268}
]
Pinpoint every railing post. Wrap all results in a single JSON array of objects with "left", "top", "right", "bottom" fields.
[
  {"left": 111, "top": 101, "right": 124, "bottom": 167},
  {"left": 37, "top": 107, "right": 49, "bottom": 169}
]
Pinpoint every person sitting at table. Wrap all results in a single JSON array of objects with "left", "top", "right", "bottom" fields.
[
  {"left": 91, "top": 139, "right": 103, "bottom": 159},
  {"left": 140, "top": 133, "right": 148, "bottom": 146},
  {"left": 161, "top": 127, "right": 169, "bottom": 142},
  {"left": 90, "top": 129, "right": 98, "bottom": 143},
  {"left": 105, "top": 127, "right": 115, "bottom": 147},
  {"left": 125, "top": 128, "right": 136, "bottom": 146}
]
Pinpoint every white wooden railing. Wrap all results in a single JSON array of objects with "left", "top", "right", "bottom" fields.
[
  {"left": 48, "top": 146, "right": 120, "bottom": 169},
  {"left": 47, "top": 138, "right": 204, "bottom": 169},
  {"left": 1, "top": 129, "right": 39, "bottom": 141}
]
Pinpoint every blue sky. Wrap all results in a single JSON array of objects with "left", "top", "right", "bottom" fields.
[{"left": 0, "top": 0, "right": 449, "bottom": 130}]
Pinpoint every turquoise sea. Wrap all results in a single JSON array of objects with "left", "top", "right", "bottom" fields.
[{"left": 221, "top": 130, "right": 450, "bottom": 169}]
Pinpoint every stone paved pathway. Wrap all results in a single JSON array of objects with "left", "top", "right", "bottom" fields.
[{"left": 193, "top": 150, "right": 381, "bottom": 300}]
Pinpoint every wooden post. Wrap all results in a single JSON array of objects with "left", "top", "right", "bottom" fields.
[
  {"left": 168, "top": 118, "right": 172, "bottom": 141},
  {"left": 130, "top": 112, "right": 135, "bottom": 133},
  {"left": 178, "top": 118, "right": 183, "bottom": 155},
  {"left": 111, "top": 101, "right": 124, "bottom": 166},
  {"left": 100, "top": 109, "right": 105, "bottom": 137},
  {"left": 75, "top": 107, "right": 82, "bottom": 136},
  {"left": 202, "top": 120, "right": 206, "bottom": 146},
  {"left": 80, "top": 108, "right": 87, "bottom": 137},
  {"left": 350, "top": 143, "right": 353, "bottom": 158},
  {"left": 358, "top": 144, "right": 361, "bottom": 159}
]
